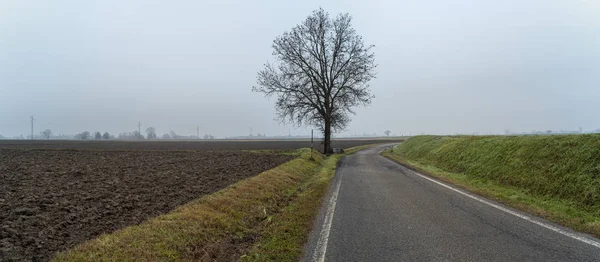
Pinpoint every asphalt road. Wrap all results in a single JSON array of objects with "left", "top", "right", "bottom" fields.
[{"left": 304, "top": 144, "right": 600, "bottom": 261}]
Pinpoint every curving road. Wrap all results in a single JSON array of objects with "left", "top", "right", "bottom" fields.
[{"left": 304, "top": 144, "right": 600, "bottom": 262}]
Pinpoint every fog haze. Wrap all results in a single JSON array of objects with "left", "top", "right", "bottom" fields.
[{"left": 1, "top": 0, "right": 599, "bottom": 137}]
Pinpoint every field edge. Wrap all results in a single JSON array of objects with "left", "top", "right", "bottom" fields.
[
  {"left": 53, "top": 146, "right": 371, "bottom": 261},
  {"left": 240, "top": 145, "right": 373, "bottom": 261}
]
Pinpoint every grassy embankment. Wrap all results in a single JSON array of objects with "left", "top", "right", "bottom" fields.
[
  {"left": 54, "top": 146, "right": 370, "bottom": 262},
  {"left": 382, "top": 135, "right": 600, "bottom": 237}
]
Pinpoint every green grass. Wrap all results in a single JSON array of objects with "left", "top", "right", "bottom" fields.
[
  {"left": 54, "top": 146, "right": 371, "bottom": 262},
  {"left": 242, "top": 149, "right": 300, "bottom": 156},
  {"left": 382, "top": 135, "right": 600, "bottom": 238},
  {"left": 240, "top": 145, "right": 371, "bottom": 261}
]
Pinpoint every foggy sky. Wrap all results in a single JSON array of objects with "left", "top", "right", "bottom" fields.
[{"left": 1, "top": 0, "right": 599, "bottom": 138}]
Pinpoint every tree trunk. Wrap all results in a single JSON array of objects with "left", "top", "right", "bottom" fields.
[{"left": 323, "top": 118, "right": 333, "bottom": 154}]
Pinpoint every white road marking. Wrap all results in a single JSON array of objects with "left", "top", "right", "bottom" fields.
[
  {"left": 312, "top": 169, "right": 343, "bottom": 262},
  {"left": 399, "top": 163, "right": 600, "bottom": 250}
]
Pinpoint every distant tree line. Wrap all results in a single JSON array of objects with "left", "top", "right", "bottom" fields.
[
  {"left": 75, "top": 131, "right": 90, "bottom": 140},
  {"left": 50, "top": 127, "right": 216, "bottom": 140},
  {"left": 4, "top": 127, "right": 600, "bottom": 141},
  {"left": 50, "top": 128, "right": 216, "bottom": 140},
  {"left": 73, "top": 131, "right": 112, "bottom": 140}
]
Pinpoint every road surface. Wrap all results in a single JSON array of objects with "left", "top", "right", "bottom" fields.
[{"left": 304, "top": 144, "right": 600, "bottom": 261}]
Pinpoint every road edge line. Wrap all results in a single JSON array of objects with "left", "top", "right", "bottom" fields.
[
  {"left": 312, "top": 166, "right": 343, "bottom": 262},
  {"left": 388, "top": 157, "right": 600, "bottom": 250}
]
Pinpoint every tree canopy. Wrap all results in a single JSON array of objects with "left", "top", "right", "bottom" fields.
[{"left": 253, "top": 8, "right": 376, "bottom": 153}]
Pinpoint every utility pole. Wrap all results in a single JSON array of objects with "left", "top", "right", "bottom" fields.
[
  {"left": 138, "top": 122, "right": 141, "bottom": 140},
  {"left": 197, "top": 126, "right": 200, "bottom": 140},
  {"left": 30, "top": 116, "right": 34, "bottom": 140},
  {"left": 310, "top": 129, "right": 314, "bottom": 160}
]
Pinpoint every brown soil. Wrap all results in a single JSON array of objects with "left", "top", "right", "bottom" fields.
[
  {"left": 0, "top": 139, "right": 401, "bottom": 152},
  {"left": 0, "top": 149, "right": 293, "bottom": 262}
]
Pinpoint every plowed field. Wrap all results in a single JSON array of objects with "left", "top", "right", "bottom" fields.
[
  {"left": 0, "top": 149, "right": 293, "bottom": 262},
  {"left": 0, "top": 139, "right": 399, "bottom": 151}
]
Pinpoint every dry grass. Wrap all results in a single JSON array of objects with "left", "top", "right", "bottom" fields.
[
  {"left": 54, "top": 146, "right": 371, "bottom": 261},
  {"left": 241, "top": 145, "right": 371, "bottom": 261},
  {"left": 53, "top": 149, "right": 317, "bottom": 261}
]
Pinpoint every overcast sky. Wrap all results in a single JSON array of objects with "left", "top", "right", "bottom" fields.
[{"left": 1, "top": 0, "right": 599, "bottom": 138}]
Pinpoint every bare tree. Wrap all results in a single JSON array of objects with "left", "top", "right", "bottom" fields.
[
  {"left": 146, "top": 127, "right": 157, "bottom": 139},
  {"left": 94, "top": 132, "right": 102, "bottom": 139},
  {"left": 133, "top": 131, "right": 144, "bottom": 140},
  {"left": 118, "top": 132, "right": 133, "bottom": 140},
  {"left": 384, "top": 130, "right": 391, "bottom": 137},
  {"left": 76, "top": 131, "right": 90, "bottom": 140},
  {"left": 42, "top": 129, "right": 52, "bottom": 140},
  {"left": 253, "top": 8, "right": 376, "bottom": 153},
  {"left": 102, "top": 132, "right": 110, "bottom": 139},
  {"left": 161, "top": 133, "right": 171, "bottom": 139},
  {"left": 169, "top": 130, "right": 178, "bottom": 140}
]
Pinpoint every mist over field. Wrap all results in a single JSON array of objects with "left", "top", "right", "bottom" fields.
[
  {"left": 2, "top": 2, "right": 600, "bottom": 260},
  {"left": 1, "top": 0, "right": 599, "bottom": 138}
]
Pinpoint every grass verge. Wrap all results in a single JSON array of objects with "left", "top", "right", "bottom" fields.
[
  {"left": 54, "top": 146, "right": 370, "bottom": 262},
  {"left": 382, "top": 135, "right": 600, "bottom": 238},
  {"left": 240, "top": 145, "right": 371, "bottom": 261}
]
